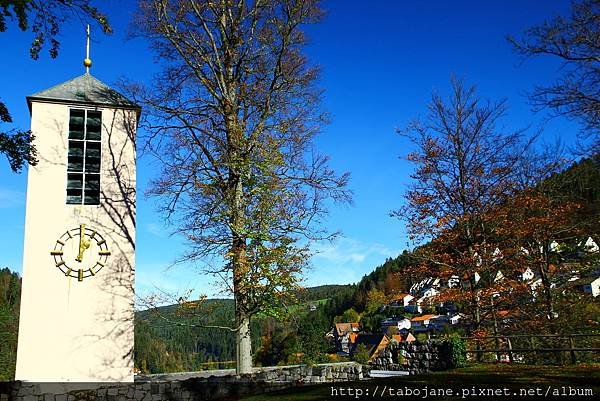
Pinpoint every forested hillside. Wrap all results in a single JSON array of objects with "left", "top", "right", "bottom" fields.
[
  {"left": 0, "top": 268, "right": 20, "bottom": 380},
  {"left": 133, "top": 285, "right": 357, "bottom": 373},
  {"left": 546, "top": 157, "right": 600, "bottom": 236}
]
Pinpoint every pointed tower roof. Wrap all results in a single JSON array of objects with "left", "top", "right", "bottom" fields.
[{"left": 27, "top": 73, "right": 140, "bottom": 114}]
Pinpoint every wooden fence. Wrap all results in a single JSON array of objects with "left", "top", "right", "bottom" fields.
[{"left": 461, "top": 333, "right": 600, "bottom": 364}]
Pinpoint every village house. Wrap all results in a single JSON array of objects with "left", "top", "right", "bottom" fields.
[
  {"left": 350, "top": 333, "right": 389, "bottom": 361},
  {"left": 388, "top": 293, "right": 414, "bottom": 307},
  {"left": 549, "top": 240, "right": 561, "bottom": 252},
  {"left": 447, "top": 275, "right": 460, "bottom": 288},
  {"left": 331, "top": 322, "right": 360, "bottom": 354},
  {"left": 517, "top": 267, "right": 535, "bottom": 282},
  {"left": 380, "top": 316, "right": 411, "bottom": 332},
  {"left": 410, "top": 314, "right": 438, "bottom": 332},
  {"left": 429, "top": 313, "right": 465, "bottom": 330},
  {"left": 409, "top": 277, "right": 441, "bottom": 295},
  {"left": 545, "top": 236, "right": 598, "bottom": 259},
  {"left": 391, "top": 332, "right": 416, "bottom": 343},
  {"left": 473, "top": 270, "right": 504, "bottom": 286},
  {"left": 492, "top": 247, "right": 503, "bottom": 261},
  {"left": 570, "top": 276, "right": 600, "bottom": 297},
  {"left": 421, "top": 287, "right": 439, "bottom": 298},
  {"left": 404, "top": 299, "right": 422, "bottom": 314},
  {"left": 581, "top": 236, "right": 599, "bottom": 253}
]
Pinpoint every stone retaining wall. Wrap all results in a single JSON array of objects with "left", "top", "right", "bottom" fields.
[
  {"left": 0, "top": 363, "right": 366, "bottom": 401},
  {"left": 371, "top": 340, "right": 452, "bottom": 374}
]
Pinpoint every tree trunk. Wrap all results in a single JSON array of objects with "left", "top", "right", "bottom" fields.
[
  {"left": 232, "top": 198, "right": 252, "bottom": 374},
  {"left": 468, "top": 275, "right": 482, "bottom": 362},
  {"left": 537, "top": 244, "right": 562, "bottom": 363},
  {"left": 226, "top": 99, "right": 252, "bottom": 374},
  {"left": 236, "top": 312, "right": 252, "bottom": 374},
  {"left": 466, "top": 243, "right": 481, "bottom": 330},
  {"left": 538, "top": 245, "right": 556, "bottom": 332},
  {"left": 232, "top": 231, "right": 253, "bottom": 374},
  {"left": 491, "top": 296, "right": 501, "bottom": 362},
  {"left": 468, "top": 276, "right": 481, "bottom": 327}
]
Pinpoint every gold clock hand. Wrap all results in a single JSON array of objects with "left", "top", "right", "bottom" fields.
[{"left": 76, "top": 224, "right": 91, "bottom": 262}]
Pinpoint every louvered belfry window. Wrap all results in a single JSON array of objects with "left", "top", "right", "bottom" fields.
[{"left": 66, "top": 109, "right": 101, "bottom": 205}]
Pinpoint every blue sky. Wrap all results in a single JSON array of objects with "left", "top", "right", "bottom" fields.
[{"left": 0, "top": 1, "right": 582, "bottom": 301}]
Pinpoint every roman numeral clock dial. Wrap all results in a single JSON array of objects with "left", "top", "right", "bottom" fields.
[{"left": 50, "top": 224, "right": 111, "bottom": 281}]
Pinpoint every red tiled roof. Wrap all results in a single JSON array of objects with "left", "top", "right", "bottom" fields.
[
  {"left": 411, "top": 314, "right": 437, "bottom": 322},
  {"left": 392, "top": 333, "right": 416, "bottom": 343},
  {"left": 335, "top": 322, "right": 359, "bottom": 336}
]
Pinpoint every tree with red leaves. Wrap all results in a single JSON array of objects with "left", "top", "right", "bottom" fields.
[{"left": 394, "top": 77, "right": 535, "bottom": 331}]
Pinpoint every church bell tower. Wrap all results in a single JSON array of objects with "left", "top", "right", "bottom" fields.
[{"left": 15, "top": 29, "right": 140, "bottom": 381}]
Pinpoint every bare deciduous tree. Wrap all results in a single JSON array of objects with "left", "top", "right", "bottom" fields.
[
  {"left": 394, "top": 77, "right": 534, "bottom": 330},
  {"left": 508, "top": 0, "right": 599, "bottom": 154},
  {"left": 131, "top": 0, "right": 350, "bottom": 373}
]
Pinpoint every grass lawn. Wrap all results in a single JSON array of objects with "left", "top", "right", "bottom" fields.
[{"left": 237, "top": 364, "right": 600, "bottom": 400}]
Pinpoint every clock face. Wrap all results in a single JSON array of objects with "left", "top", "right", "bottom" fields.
[{"left": 50, "top": 224, "right": 111, "bottom": 281}]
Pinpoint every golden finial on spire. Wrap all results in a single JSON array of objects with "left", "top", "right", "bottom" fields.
[{"left": 83, "top": 24, "right": 92, "bottom": 73}]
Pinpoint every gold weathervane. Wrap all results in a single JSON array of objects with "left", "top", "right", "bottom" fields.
[{"left": 84, "top": 24, "right": 92, "bottom": 72}]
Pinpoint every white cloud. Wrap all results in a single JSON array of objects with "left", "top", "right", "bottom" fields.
[
  {"left": 311, "top": 237, "right": 398, "bottom": 267},
  {"left": 0, "top": 188, "right": 24, "bottom": 208},
  {"left": 145, "top": 222, "right": 168, "bottom": 237},
  {"left": 308, "top": 237, "right": 402, "bottom": 286},
  {"left": 349, "top": 253, "right": 366, "bottom": 263}
]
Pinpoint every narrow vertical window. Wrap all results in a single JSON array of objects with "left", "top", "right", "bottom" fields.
[{"left": 67, "top": 109, "right": 101, "bottom": 205}]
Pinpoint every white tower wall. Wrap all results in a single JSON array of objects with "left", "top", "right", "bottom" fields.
[{"left": 16, "top": 100, "right": 137, "bottom": 382}]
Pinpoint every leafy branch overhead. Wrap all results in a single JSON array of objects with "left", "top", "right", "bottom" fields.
[
  {"left": 0, "top": 0, "right": 111, "bottom": 172},
  {"left": 0, "top": 130, "right": 37, "bottom": 173},
  {"left": 0, "top": 101, "right": 37, "bottom": 172},
  {"left": 0, "top": 0, "right": 111, "bottom": 60}
]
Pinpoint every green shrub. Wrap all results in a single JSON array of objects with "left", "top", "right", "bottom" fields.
[
  {"left": 353, "top": 344, "right": 370, "bottom": 364},
  {"left": 446, "top": 335, "right": 466, "bottom": 368}
]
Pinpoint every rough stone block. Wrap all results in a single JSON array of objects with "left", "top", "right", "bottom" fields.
[{"left": 19, "top": 386, "right": 36, "bottom": 397}]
